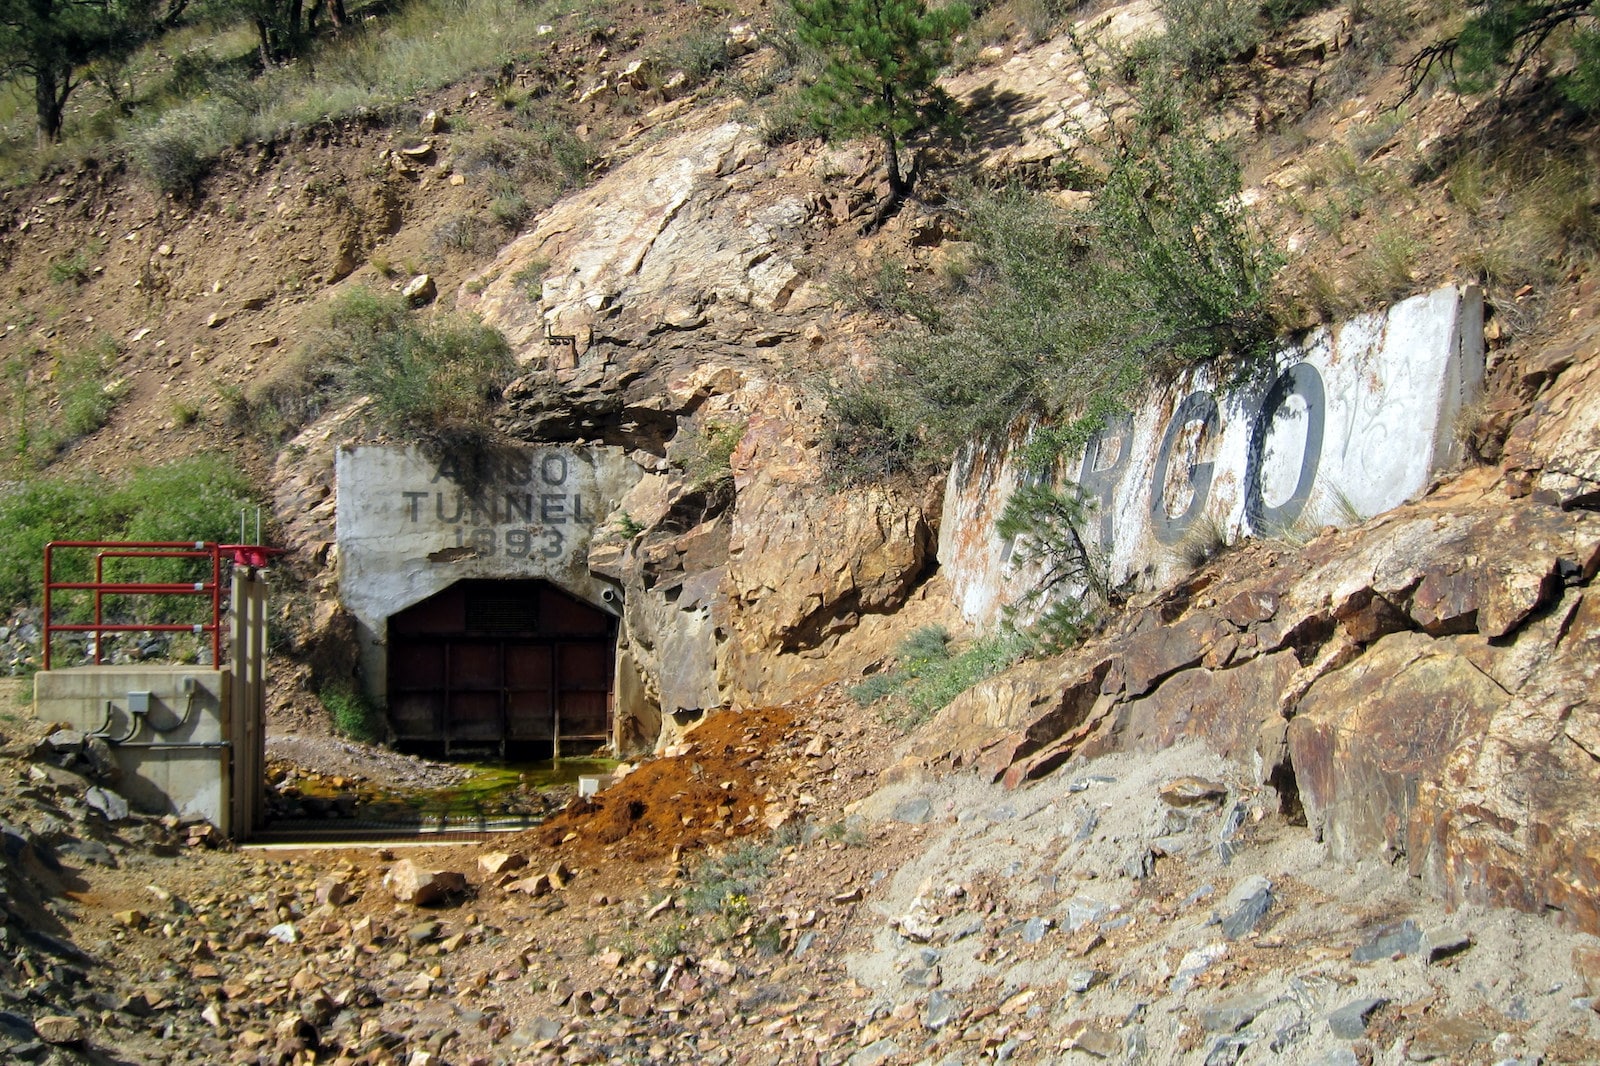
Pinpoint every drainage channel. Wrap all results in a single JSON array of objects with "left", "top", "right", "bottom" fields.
[
  {"left": 254, "top": 756, "right": 618, "bottom": 847},
  {"left": 246, "top": 813, "right": 549, "bottom": 848}
]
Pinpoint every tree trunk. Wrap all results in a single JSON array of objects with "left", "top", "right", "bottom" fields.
[
  {"left": 880, "top": 80, "right": 906, "bottom": 204},
  {"left": 34, "top": 63, "right": 66, "bottom": 144},
  {"left": 883, "top": 129, "right": 904, "bottom": 202},
  {"left": 257, "top": 0, "right": 309, "bottom": 63},
  {"left": 255, "top": 17, "right": 273, "bottom": 65}
]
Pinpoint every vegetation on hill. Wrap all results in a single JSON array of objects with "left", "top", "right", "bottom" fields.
[
  {"left": 237, "top": 286, "right": 515, "bottom": 450},
  {"left": 0, "top": 0, "right": 588, "bottom": 187},
  {"left": 1409, "top": 0, "right": 1600, "bottom": 110},
  {"left": 825, "top": 70, "right": 1281, "bottom": 483},
  {"left": 0, "top": 0, "right": 1597, "bottom": 676},
  {"left": 0, "top": 454, "right": 256, "bottom": 609},
  {"left": 0, "top": 0, "right": 161, "bottom": 143}
]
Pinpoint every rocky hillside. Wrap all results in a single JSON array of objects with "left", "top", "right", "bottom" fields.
[{"left": 1, "top": 0, "right": 1599, "bottom": 1061}]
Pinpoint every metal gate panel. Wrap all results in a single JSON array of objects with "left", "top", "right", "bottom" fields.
[
  {"left": 447, "top": 689, "right": 502, "bottom": 741},
  {"left": 446, "top": 643, "right": 502, "bottom": 743},
  {"left": 386, "top": 579, "right": 616, "bottom": 753},
  {"left": 506, "top": 644, "right": 555, "bottom": 741},
  {"left": 558, "top": 642, "right": 611, "bottom": 741},
  {"left": 390, "top": 644, "right": 446, "bottom": 739},
  {"left": 546, "top": 594, "right": 611, "bottom": 635},
  {"left": 391, "top": 692, "right": 444, "bottom": 740}
]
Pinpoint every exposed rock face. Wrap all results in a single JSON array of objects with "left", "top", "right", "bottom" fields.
[
  {"left": 917, "top": 494, "right": 1600, "bottom": 931},
  {"left": 1411, "top": 587, "right": 1600, "bottom": 931},
  {"left": 461, "top": 117, "right": 823, "bottom": 359},
  {"left": 721, "top": 402, "right": 937, "bottom": 697},
  {"left": 455, "top": 116, "right": 937, "bottom": 741},
  {"left": 1289, "top": 631, "right": 1503, "bottom": 864},
  {"left": 1503, "top": 321, "right": 1600, "bottom": 508}
]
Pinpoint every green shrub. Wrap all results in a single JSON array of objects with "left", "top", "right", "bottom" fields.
[
  {"left": 431, "top": 213, "right": 495, "bottom": 255},
  {"left": 321, "top": 682, "right": 386, "bottom": 743},
  {"left": 57, "top": 338, "right": 127, "bottom": 441},
  {"left": 996, "top": 482, "right": 1110, "bottom": 650},
  {"left": 48, "top": 251, "right": 93, "bottom": 286},
  {"left": 336, "top": 295, "right": 515, "bottom": 441},
  {"left": 902, "top": 631, "right": 1029, "bottom": 724},
  {"left": 0, "top": 455, "right": 257, "bottom": 616},
  {"left": 4, "top": 337, "right": 127, "bottom": 463},
  {"left": 1155, "top": 0, "right": 1263, "bottom": 75},
  {"left": 680, "top": 419, "right": 746, "bottom": 494},
  {"left": 458, "top": 106, "right": 594, "bottom": 194},
  {"left": 651, "top": 22, "right": 733, "bottom": 88},
  {"left": 823, "top": 377, "right": 927, "bottom": 485},
  {"left": 489, "top": 187, "right": 533, "bottom": 230},
  {"left": 684, "top": 840, "right": 777, "bottom": 916},
  {"left": 511, "top": 258, "right": 550, "bottom": 299},
  {"left": 130, "top": 124, "right": 210, "bottom": 196},
  {"left": 752, "top": 84, "right": 826, "bottom": 146},
  {"left": 851, "top": 625, "right": 1027, "bottom": 730},
  {"left": 0, "top": 477, "right": 117, "bottom": 609},
  {"left": 827, "top": 69, "right": 1280, "bottom": 481}
]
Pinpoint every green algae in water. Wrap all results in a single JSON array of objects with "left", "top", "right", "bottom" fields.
[{"left": 414, "top": 757, "right": 619, "bottom": 815}]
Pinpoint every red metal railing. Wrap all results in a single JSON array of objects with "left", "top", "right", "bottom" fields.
[{"left": 44, "top": 541, "right": 232, "bottom": 670}]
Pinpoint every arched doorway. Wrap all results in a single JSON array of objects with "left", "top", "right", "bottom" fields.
[{"left": 385, "top": 579, "right": 616, "bottom": 758}]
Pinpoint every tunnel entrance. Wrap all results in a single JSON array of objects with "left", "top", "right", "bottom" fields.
[{"left": 386, "top": 579, "right": 616, "bottom": 759}]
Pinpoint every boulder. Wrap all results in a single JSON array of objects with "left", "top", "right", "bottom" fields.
[
  {"left": 402, "top": 274, "right": 436, "bottom": 307},
  {"left": 1288, "top": 631, "right": 1503, "bottom": 864},
  {"left": 478, "top": 852, "right": 528, "bottom": 878},
  {"left": 84, "top": 786, "right": 130, "bottom": 822},
  {"left": 32, "top": 1015, "right": 84, "bottom": 1045},
  {"left": 383, "top": 860, "right": 467, "bottom": 906}
]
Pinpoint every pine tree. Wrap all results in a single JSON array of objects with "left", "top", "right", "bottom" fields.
[
  {"left": 1407, "top": 0, "right": 1600, "bottom": 111},
  {"left": 0, "top": 0, "right": 156, "bottom": 143},
  {"left": 790, "top": 0, "right": 969, "bottom": 204}
]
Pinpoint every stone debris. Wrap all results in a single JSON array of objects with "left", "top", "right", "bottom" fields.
[
  {"left": 382, "top": 860, "right": 468, "bottom": 905},
  {"left": 401, "top": 273, "right": 437, "bottom": 306},
  {"left": 1352, "top": 917, "right": 1423, "bottom": 961},
  {"left": 0, "top": 692, "right": 1592, "bottom": 1066},
  {"left": 477, "top": 851, "right": 528, "bottom": 878},
  {"left": 1421, "top": 926, "right": 1472, "bottom": 963},
  {"left": 1160, "top": 775, "right": 1230, "bottom": 807},
  {"left": 1327, "top": 996, "right": 1389, "bottom": 1039},
  {"left": 32, "top": 1015, "right": 84, "bottom": 1045},
  {"left": 1218, "top": 874, "right": 1275, "bottom": 939}
]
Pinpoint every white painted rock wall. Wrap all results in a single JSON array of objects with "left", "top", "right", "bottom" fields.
[
  {"left": 336, "top": 445, "right": 641, "bottom": 698},
  {"left": 941, "top": 285, "right": 1486, "bottom": 625}
]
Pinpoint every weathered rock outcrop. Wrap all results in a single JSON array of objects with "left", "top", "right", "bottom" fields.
[
  {"left": 456, "top": 116, "right": 939, "bottom": 740},
  {"left": 917, "top": 491, "right": 1600, "bottom": 931}
]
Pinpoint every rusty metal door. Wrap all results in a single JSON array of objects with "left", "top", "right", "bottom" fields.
[{"left": 386, "top": 580, "right": 615, "bottom": 756}]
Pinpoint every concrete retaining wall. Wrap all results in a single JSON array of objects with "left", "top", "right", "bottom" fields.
[
  {"left": 940, "top": 285, "right": 1486, "bottom": 625},
  {"left": 34, "top": 666, "right": 233, "bottom": 830}
]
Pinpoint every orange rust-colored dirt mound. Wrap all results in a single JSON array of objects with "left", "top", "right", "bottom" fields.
[{"left": 532, "top": 705, "right": 794, "bottom": 863}]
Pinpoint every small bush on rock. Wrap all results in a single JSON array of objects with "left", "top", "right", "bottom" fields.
[
  {"left": 321, "top": 683, "right": 385, "bottom": 743},
  {"left": 245, "top": 287, "right": 515, "bottom": 448}
]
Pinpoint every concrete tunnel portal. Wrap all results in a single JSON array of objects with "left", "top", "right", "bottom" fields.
[{"left": 336, "top": 444, "right": 644, "bottom": 759}]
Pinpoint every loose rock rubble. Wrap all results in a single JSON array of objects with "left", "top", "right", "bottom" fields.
[{"left": 3, "top": 688, "right": 1597, "bottom": 1066}]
